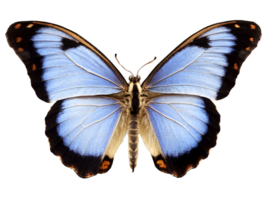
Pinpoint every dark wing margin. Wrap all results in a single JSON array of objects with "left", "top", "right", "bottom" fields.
[{"left": 142, "top": 20, "right": 261, "bottom": 100}]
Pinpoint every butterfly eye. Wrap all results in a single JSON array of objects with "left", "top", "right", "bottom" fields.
[
  {"left": 129, "top": 75, "right": 133, "bottom": 81},
  {"left": 137, "top": 75, "right": 141, "bottom": 81}
]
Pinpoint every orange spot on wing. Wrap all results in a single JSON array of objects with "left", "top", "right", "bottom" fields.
[
  {"left": 32, "top": 64, "right": 37, "bottom": 71},
  {"left": 16, "top": 37, "right": 22, "bottom": 43},
  {"left": 234, "top": 24, "right": 240, "bottom": 28},
  {"left": 172, "top": 171, "right": 178, "bottom": 177},
  {"left": 15, "top": 24, "right": 21, "bottom": 29},
  {"left": 250, "top": 24, "right": 256, "bottom": 29},
  {"left": 18, "top": 47, "right": 24, "bottom": 52},
  {"left": 234, "top": 63, "right": 238, "bottom": 70},
  {"left": 100, "top": 160, "right": 110, "bottom": 170},
  {"left": 157, "top": 160, "right": 168, "bottom": 174},
  {"left": 156, "top": 160, "right": 167, "bottom": 169},
  {"left": 246, "top": 47, "right": 250, "bottom": 51},
  {"left": 250, "top": 37, "right": 254, "bottom": 42}
]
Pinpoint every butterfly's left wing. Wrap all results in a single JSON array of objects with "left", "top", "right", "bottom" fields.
[
  {"left": 6, "top": 21, "right": 129, "bottom": 178},
  {"left": 140, "top": 20, "right": 261, "bottom": 177},
  {"left": 6, "top": 21, "right": 128, "bottom": 102}
]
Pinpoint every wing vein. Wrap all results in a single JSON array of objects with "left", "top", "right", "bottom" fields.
[
  {"left": 67, "top": 104, "right": 120, "bottom": 148},
  {"left": 147, "top": 105, "right": 191, "bottom": 134},
  {"left": 147, "top": 50, "right": 206, "bottom": 88},
  {"left": 169, "top": 105, "right": 214, "bottom": 146},
  {"left": 63, "top": 52, "right": 124, "bottom": 90}
]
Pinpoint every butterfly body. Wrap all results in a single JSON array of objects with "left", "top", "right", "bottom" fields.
[
  {"left": 117, "top": 75, "right": 158, "bottom": 171},
  {"left": 126, "top": 77, "right": 142, "bottom": 171},
  {"left": 6, "top": 20, "right": 261, "bottom": 178}
]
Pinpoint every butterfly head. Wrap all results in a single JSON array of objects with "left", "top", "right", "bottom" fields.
[{"left": 128, "top": 74, "right": 141, "bottom": 84}]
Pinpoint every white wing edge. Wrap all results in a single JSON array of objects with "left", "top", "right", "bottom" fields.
[
  {"left": 102, "top": 108, "right": 129, "bottom": 159},
  {"left": 139, "top": 107, "right": 163, "bottom": 157}
]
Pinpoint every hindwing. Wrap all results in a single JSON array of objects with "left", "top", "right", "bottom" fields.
[{"left": 45, "top": 97, "right": 128, "bottom": 177}]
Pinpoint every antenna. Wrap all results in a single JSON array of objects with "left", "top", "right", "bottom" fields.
[{"left": 114, "top": 51, "right": 157, "bottom": 79}]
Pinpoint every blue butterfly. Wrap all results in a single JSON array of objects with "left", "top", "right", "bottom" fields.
[{"left": 6, "top": 20, "right": 261, "bottom": 178}]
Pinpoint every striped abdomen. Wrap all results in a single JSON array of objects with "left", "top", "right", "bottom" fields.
[{"left": 128, "top": 114, "right": 139, "bottom": 172}]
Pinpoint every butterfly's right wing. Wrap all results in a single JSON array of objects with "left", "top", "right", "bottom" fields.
[
  {"left": 142, "top": 20, "right": 261, "bottom": 100},
  {"left": 139, "top": 20, "right": 261, "bottom": 177},
  {"left": 139, "top": 95, "right": 220, "bottom": 177}
]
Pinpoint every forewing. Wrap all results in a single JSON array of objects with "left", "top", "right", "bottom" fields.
[
  {"left": 140, "top": 95, "right": 220, "bottom": 177},
  {"left": 142, "top": 20, "right": 261, "bottom": 100},
  {"left": 45, "top": 97, "right": 128, "bottom": 178},
  {"left": 6, "top": 21, "right": 128, "bottom": 102}
]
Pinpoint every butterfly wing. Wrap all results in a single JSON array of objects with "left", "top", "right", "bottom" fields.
[
  {"left": 46, "top": 96, "right": 128, "bottom": 178},
  {"left": 140, "top": 20, "right": 261, "bottom": 177},
  {"left": 6, "top": 21, "right": 128, "bottom": 102},
  {"left": 142, "top": 20, "right": 261, "bottom": 100},
  {"left": 6, "top": 21, "right": 129, "bottom": 177},
  {"left": 139, "top": 95, "right": 219, "bottom": 177}
]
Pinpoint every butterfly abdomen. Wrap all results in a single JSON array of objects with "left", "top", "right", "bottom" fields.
[{"left": 128, "top": 114, "right": 139, "bottom": 172}]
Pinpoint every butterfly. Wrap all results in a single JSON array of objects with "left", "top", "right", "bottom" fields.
[{"left": 6, "top": 20, "right": 261, "bottom": 178}]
